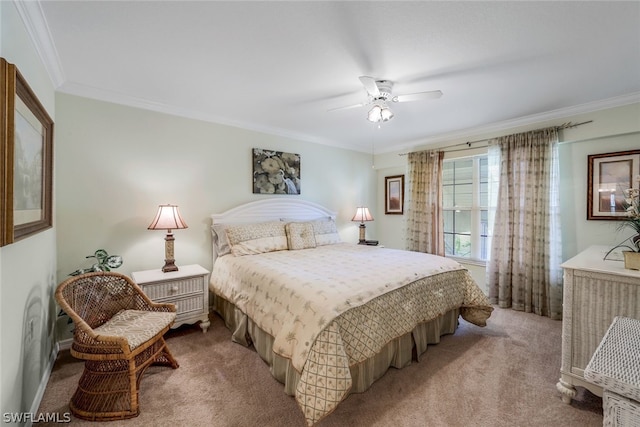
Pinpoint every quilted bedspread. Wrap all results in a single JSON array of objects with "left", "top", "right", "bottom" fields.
[{"left": 210, "top": 243, "right": 492, "bottom": 425}]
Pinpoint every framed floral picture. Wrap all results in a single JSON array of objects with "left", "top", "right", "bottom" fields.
[
  {"left": 1, "top": 58, "right": 54, "bottom": 246},
  {"left": 252, "top": 148, "right": 300, "bottom": 194},
  {"left": 587, "top": 149, "right": 640, "bottom": 220},
  {"left": 385, "top": 175, "right": 404, "bottom": 214}
]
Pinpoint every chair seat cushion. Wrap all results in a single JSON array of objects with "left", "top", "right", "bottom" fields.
[{"left": 94, "top": 309, "right": 176, "bottom": 350}]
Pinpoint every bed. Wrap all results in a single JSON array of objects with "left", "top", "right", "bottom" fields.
[{"left": 208, "top": 198, "right": 493, "bottom": 426}]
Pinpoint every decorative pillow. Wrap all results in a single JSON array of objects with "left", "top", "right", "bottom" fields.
[
  {"left": 311, "top": 218, "right": 342, "bottom": 246},
  {"left": 211, "top": 223, "right": 232, "bottom": 257},
  {"left": 285, "top": 222, "right": 317, "bottom": 250},
  {"left": 225, "top": 221, "right": 288, "bottom": 256}
]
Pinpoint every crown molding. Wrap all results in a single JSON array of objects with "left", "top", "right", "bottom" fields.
[
  {"left": 56, "top": 81, "right": 355, "bottom": 150},
  {"left": 13, "top": 0, "right": 65, "bottom": 87},
  {"left": 59, "top": 79, "right": 639, "bottom": 156},
  {"left": 387, "top": 92, "right": 640, "bottom": 154}
]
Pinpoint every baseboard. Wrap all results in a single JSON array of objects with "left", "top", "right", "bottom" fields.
[
  {"left": 26, "top": 341, "right": 60, "bottom": 427},
  {"left": 57, "top": 338, "right": 72, "bottom": 351}
]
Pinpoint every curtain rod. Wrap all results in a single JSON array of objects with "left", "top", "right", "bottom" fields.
[{"left": 398, "top": 120, "right": 593, "bottom": 156}]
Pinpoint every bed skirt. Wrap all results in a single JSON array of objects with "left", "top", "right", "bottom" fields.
[{"left": 213, "top": 294, "right": 460, "bottom": 396}]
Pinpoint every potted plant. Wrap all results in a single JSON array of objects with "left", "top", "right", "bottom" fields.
[
  {"left": 58, "top": 249, "right": 124, "bottom": 325},
  {"left": 620, "top": 176, "right": 640, "bottom": 269},
  {"left": 68, "top": 249, "right": 123, "bottom": 276}
]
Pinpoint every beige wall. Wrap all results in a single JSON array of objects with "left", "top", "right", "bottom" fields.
[
  {"left": 54, "top": 93, "right": 376, "bottom": 285},
  {"left": 0, "top": 1, "right": 58, "bottom": 420},
  {"left": 373, "top": 102, "right": 640, "bottom": 290}
]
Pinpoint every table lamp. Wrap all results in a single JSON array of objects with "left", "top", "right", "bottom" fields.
[
  {"left": 148, "top": 204, "right": 188, "bottom": 272},
  {"left": 351, "top": 206, "right": 374, "bottom": 244}
]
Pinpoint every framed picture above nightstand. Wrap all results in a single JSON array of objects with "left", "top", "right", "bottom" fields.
[{"left": 132, "top": 264, "right": 210, "bottom": 333}]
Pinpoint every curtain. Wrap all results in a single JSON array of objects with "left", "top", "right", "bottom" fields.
[
  {"left": 486, "top": 128, "right": 563, "bottom": 319},
  {"left": 405, "top": 150, "right": 445, "bottom": 255}
]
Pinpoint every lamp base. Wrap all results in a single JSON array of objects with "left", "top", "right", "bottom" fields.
[
  {"left": 162, "top": 260, "right": 179, "bottom": 273},
  {"left": 358, "top": 223, "right": 366, "bottom": 243},
  {"left": 162, "top": 232, "right": 179, "bottom": 272}
]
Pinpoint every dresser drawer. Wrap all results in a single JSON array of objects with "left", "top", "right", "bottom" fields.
[
  {"left": 141, "top": 276, "right": 204, "bottom": 301},
  {"left": 174, "top": 294, "right": 205, "bottom": 317}
]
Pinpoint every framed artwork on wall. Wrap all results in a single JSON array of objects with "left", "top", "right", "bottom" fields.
[
  {"left": 252, "top": 148, "right": 300, "bottom": 194},
  {"left": 385, "top": 175, "right": 404, "bottom": 214},
  {"left": 0, "top": 58, "right": 54, "bottom": 246},
  {"left": 587, "top": 149, "right": 640, "bottom": 220}
]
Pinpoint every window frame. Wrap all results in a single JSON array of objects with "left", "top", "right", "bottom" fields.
[{"left": 442, "top": 153, "right": 489, "bottom": 264}]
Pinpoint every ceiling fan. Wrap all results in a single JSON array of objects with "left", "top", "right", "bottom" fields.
[{"left": 328, "top": 76, "right": 443, "bottom": 123}]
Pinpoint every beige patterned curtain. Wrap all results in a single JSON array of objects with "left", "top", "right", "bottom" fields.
[
  {"left": 486, "top": 128, "right": 563, "bottom": 319},
  {"left": 405, "top": 150, "right": 445, "bottom": 255}
]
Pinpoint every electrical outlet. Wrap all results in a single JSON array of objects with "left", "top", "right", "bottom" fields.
[{"left": 27, "top": 319, "right": 34, "bottom": 342}]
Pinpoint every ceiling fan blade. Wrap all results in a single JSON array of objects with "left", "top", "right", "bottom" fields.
[
  {"left": 327, "top": 102, "right": 366, "bottom": 113},
  {"left": 359, "top": 76, "right": 380, "bottom": 98},
  {"left": 392, "top": 90, "right": 443, "bottom": 103}
]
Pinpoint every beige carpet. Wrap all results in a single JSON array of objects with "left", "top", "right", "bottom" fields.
[{"left": 37, "top": 307, "right": 602, "bottom": 426}]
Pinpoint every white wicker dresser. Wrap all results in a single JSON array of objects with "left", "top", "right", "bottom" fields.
[
  {"left": 557, "top": 246, "right": 640, "bottom": 404},
  {"left": 585, "top": 316, "right": 640, "bottom": 426}
]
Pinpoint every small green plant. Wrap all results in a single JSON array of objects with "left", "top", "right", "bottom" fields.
[
  {"left": 69, "top": 249, "right": 124, "bottom": 276},
  {"left": 59, "top": 249, "right": 124, "bottom": 323}
]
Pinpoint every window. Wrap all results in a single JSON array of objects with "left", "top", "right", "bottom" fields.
[{"left": 442, "top": 155, "right": 489, "bottom": 261}]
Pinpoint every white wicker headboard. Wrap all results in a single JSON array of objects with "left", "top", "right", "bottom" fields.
[{"left": 210, "top": 198, "right": 337, "bottom": 261}]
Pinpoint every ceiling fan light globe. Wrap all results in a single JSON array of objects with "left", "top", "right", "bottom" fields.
[
  {"left": 367, "top": 105, "right": 382, "bottom": 122},
  {"left": 381, "top": 107, "right": 394, "bottom": 122}
]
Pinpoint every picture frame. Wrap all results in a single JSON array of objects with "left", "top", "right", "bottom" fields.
[
  {"left": 385, "top": 175, "right": 404, "bottom": 214},
  {"left": 587, "top": 149, "right": 640, "bottom": 220},
  {"left": 1, "top": 58, "right": 54, "bottom": 246},
  {"left": 252, "top": 148, "right": 300, "bottom": 195}
]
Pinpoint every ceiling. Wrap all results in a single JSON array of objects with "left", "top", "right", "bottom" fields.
[{"left": 20, "top": 1, "right": 640, "bottom": 153}]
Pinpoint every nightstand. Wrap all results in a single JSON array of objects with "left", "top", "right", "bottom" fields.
[{"left": 131, "top": 264, "right": 211, "bottom": 333}]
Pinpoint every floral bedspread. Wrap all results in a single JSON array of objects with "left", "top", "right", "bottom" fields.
[{"left": 210, "top": 243, "right": 492, "bottom": 425}]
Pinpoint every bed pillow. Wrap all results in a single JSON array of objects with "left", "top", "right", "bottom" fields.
[
  {"left": 211, "top": 223, "right": 232, "bottom": 257},
  {"left": 311, "top": 218, "right": 342, "bottom": 246},
  {"left": 285, "top": 222, "right": 317, "bottom": 250},
  {"left": 213, "top": 221, "right": 280, "bottom": 256},
  {"left": 225, "top": 221, "right": 288, "bottom": 256}
]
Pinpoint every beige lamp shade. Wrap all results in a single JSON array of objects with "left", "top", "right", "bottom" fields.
[
  {"left": 148, "top": 205, "right": 188, "bottom": 231},
  {"left": 148, "top": 204, "right": 187, "bottom": 272},
  {"left": 351, "top": 207, "right": 374, "bottom": 223},
  {"left": 351, "top": 207, "right": 373, "bottom": 243}
]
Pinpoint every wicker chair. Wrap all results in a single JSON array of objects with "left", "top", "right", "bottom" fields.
[{"left": 55, "top": 271, "right": 179, "bottom": 421}]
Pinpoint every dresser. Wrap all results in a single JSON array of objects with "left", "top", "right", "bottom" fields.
[
  {"left": 131, "top": 264, "right": 211, "bottom": 333},
  {"left": 557, "top": 246, "right": 640, "bottom": 403}
]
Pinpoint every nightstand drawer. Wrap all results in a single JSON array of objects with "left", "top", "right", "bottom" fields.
[
  {"left": 174, "top": 294, "right": 205, "bottom": 317},
  {"left": 141, "top": 276, "right": 204, "bottom": 301}
]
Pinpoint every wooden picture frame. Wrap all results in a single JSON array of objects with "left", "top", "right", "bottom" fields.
[
  {"left": 385, "top": 175, "right": 404, "bottom": 214},
  {"left": 587, "top": 149, "right": 640, "bottom": 220},
  {"left": 1, "top": 58, "right": 54, "bottom": 246}
]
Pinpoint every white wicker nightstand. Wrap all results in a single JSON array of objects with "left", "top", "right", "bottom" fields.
[
  {"left": 132, "top": 264, "right": 210, "bottom": 333},
  {"left": 585, "top": 316, "right": 640, "bottom": 427}
]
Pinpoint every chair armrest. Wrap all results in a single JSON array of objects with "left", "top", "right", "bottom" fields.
[
  {"left": 71, "top": 317, "right": 132, "bottom": 356},
  {"left": 147, "top": 301, "right": 177, "bottom": 313}
]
